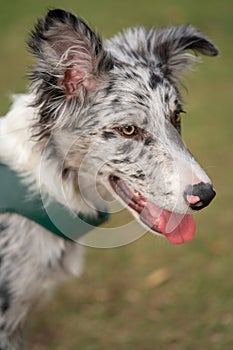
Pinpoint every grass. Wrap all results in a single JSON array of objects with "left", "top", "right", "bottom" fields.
[{"left": 0, "top": 0, "right": 233, "bottom": 349}]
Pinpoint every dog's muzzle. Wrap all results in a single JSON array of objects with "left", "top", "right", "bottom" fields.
[{"left": 184, "top": 182, "right": 216, "bottom": 211}]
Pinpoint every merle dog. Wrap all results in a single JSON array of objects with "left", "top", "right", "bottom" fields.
[{"left": 0, "top": 9, "right": 218, "bottom": 349}]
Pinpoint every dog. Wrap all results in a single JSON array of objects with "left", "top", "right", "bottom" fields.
[{"left": 0, "top": 9, "right": 218, "bottom": 349}]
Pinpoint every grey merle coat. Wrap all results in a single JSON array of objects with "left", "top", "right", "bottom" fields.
[{"left": 0, "top": 9, "right": 218, "bottom": 349}]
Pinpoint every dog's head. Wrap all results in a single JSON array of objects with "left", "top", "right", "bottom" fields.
[{"left": 28, "top": 9, "right": 219, "bottom": 244}]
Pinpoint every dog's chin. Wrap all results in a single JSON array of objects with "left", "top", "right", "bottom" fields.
[{"left": 109, "top": 175, "right": 196, "bottom": 245}]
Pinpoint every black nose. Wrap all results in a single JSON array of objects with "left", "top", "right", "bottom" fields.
[{"left": 184, "top": 182, "right": 216, "bottom": 211}]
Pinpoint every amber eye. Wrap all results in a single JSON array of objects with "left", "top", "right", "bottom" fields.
[
  {"left": 174, "top": 109, "right": 186, "bottom": 124},
  {"left": 121, "top": 125, "right": 137, "bottom": 136},
  {"left": 174, "top": 111, "right": 181, "bottom": 123}
]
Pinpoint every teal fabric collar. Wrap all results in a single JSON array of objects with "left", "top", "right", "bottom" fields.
[{"left": 0, "top": 163, "right": 109, "bottom": 240}]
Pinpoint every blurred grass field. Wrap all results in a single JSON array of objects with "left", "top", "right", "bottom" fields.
[{"left": 0, "top": 0, "right": 233, "bottom": 349}]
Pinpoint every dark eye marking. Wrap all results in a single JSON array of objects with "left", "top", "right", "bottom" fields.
[
  {"left": 144, "top": 137, "right": 153, "bottom": 146},
  {"left": 102, "top": 131, "right": 117, "bottom": 140}
]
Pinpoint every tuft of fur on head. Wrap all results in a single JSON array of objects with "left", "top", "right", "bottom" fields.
[{"left": 28, "top": 9, "right": 113, "bottom": 139}]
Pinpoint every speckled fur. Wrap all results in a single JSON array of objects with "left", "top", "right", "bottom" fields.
[{"left": 0, "top": 9, "right": 218, "bottom": 349}]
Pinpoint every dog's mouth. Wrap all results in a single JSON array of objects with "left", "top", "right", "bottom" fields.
[{"left": 109, "top": 175, "right": 196, "bottom": 245}]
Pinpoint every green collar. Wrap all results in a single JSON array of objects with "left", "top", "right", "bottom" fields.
[{"left": 0, "top": 163, "right": 109, "bottom": 240}]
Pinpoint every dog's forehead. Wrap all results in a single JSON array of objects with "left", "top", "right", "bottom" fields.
[
  {"left": 115, "top": 63, "right": 177, "bottom": 101},
  {"left": 92, "top": 63, "right": 179, "bottom": 127},
  {"left": 112, "top": 62, "right": 163, "bottom": 89}
]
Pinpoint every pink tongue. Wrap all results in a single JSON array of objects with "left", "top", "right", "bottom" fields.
[
  {"left": 142, "top": 202, "right": 196, "bottom": 245},
  {"left": 161, "top": 211, "right": 196, "bottom": 245}
]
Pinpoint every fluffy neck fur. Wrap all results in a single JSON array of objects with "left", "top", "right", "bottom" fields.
[{"left": 0, "top": 93, "right": 98, "bottom": 217}]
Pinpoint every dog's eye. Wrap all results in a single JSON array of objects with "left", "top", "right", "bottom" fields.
[
  {"left": 174, "top": 109, "right": 186, "bottom": 123},
  {"left": 121, "top": 125, "right": 138, "bottom": 136},
  {"left": 174, "top": 111, "right": 181, "bottom": 123}
]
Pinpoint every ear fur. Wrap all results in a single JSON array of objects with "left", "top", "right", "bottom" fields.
[
  {"left": 28, "top": 9, "right": 112, "bottom": 97},
  {"left": 28, "top": 9, "right": 113, "bottom": 138},
  {"left": 150, "top": 25, "right": 219, "bottom": 81}
]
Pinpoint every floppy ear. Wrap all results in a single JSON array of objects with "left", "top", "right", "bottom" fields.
[
  {"left": 150, "top": 25, "right": 219, "bottom": 81},
  {"left": 28, "top": 9, "right": 112, "bottom": 98}
]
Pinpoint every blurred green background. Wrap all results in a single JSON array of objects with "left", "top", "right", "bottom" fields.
[{"left": 0, "top": 0, "right": 233, "bottom": 349}]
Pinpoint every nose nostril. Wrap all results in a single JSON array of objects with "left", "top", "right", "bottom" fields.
[
  {"left": 185, "top": 182, "right": 216, "bottom": 211},
  {"left": 186, "top": 195, "right": 201, "bottom": 205}
]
